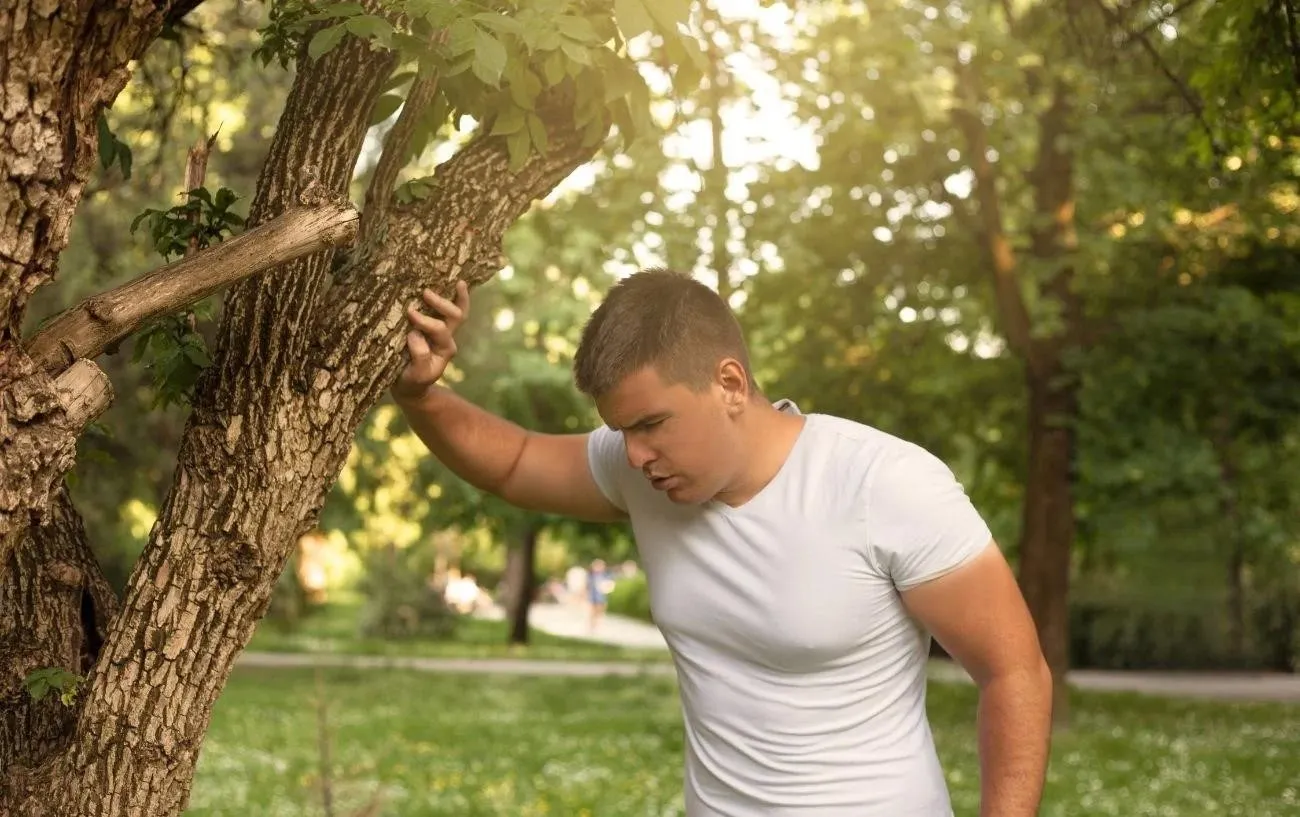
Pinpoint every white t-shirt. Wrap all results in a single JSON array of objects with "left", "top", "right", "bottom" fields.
[{"left": 586, "top": 400, "right": 992, "bottom": 816}]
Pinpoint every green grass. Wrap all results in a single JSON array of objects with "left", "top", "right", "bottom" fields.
[
  {"left": 246, "top": 598, "right": 669, "bottom": 664},
  {"left": 190, "top": 668, "right": 1300, "bottom": 817}
]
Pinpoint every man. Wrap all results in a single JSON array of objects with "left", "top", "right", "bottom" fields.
[
  {"left": 393, "top": 268, "right": 1052, "bottom": 816},
  {"left": 587, "top": 558, "right": 615, "bottom": 632}
]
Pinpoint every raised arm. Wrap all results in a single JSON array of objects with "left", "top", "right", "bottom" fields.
[{"left": 392, "top": 282, "right": 625, "bottom": 523}]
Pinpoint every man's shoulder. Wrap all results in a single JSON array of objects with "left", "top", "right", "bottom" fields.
[{"left": 803, "top": 412, "right": 931, "bottom": 466}]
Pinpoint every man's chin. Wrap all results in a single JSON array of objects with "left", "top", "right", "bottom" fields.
[{"left": 664, "top": 484, "right": 709, "bottom": 506}]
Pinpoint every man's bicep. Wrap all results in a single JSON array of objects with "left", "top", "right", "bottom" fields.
[
  {"left": 900, "top": 541, "right": 1045, "bottom": 684},
  {"left": 499, "top": 432, "right": 627, "bottom": 523}
]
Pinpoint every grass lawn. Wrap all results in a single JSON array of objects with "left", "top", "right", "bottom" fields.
[
  {"left": 246, "top": 598, "right": 669, "bottom": 664},
  {"left": 190, "top": 667, "right": 1299, "bottom": 817}
]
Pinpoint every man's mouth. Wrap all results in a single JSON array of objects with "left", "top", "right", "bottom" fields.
[{"left": 648, "top": 474, "right": 675, "bottom": 490}]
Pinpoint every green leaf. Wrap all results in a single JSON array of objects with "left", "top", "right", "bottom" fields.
[
  {"left": 304, "top": 2, "right": 364, "bottom": 21},
  {"left": 28, "top": 679, "right": 50, "bottom": 702},
  {"left": 472, "top": 28, "right": 508, "bottom": 87},
  {"left": 614, "top": 0, "right": 655, "bottom": 40},
  {"left": 370, "top": 93, "right": 404, "bottom": 124},
  {"left": 473, "top": 12, "right": 525, "bottom": 36},
  {"left": 404, "top": 0, "right": 439, "bottom": 20},
  {"left": 308, "top": 24, "right": 347, "bottom": 61},
  {"left": 526, "top": 112, "right": 549, "bottom": 154},
  {"left": 542, "top": 50, "right": 566, "bottom": 86},
  {"left": 214, "top": 188, "right": 237, "bottom": 211},
  {"left": 183, "top": 341, "right": 211, "bottom": 367},
  {"left": 345, "top": 14, "right": 395, "bottom": 47},
  {"left": 507, "top": 67, "right": 543, "bottom": 110},
  {"left": 97, "top": 114, "right": 115, "bottom": 170},
  {"left": 490, "top": 105, "right": 527, "bottom": 136},
  {"left": 662, "top": 31, "right": 706, "bottom": 91},
  {"left": 534, "top": 29, "right": 562, "bottom": 51},
  {"left": 442, "top": 53, "right": 475, "bottom": 77},
  {"left": 382, "top": 69, "right": 417, "bottom": 92},
  {"left": 506, "top": 128, "right": 532, "bottom": 171},
  {"left": 582, "top": 115, "right": 607, "bottom": 147},
  {"left": 646, "top": 0, "right": 692, "bottom": 31},
  {"left": 418, "top": 0, "right": 458, "bottom": 28},
  {"left": 601, "top": 57, "right": 641, "bottom": 103},
  {"left": 130, "top": 210, "right": 153, "bottom": 233},
  {"left": 561, "top": 41, "right": 590, "bottom": 66},
  {"left": 556, "top": 15, "right": 601, "bottom": 43},
  {"left": 447, "top": 18, "right": 478, "bottom": 56},
  {"left": 117, "top": 142, "right": 132, "bottom": 180}
]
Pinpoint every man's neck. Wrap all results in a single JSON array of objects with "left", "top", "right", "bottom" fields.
[{"left": 714, "top": 404, "right": 806, "bottom": 508}]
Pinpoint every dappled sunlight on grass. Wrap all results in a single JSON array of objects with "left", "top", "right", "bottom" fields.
[{"left": 192, "top": 669, "right": 1299, "bottom": 816}]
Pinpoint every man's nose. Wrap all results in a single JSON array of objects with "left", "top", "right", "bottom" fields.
[{"left": 625, "top": 437, "right": 655, "bottom": 471}]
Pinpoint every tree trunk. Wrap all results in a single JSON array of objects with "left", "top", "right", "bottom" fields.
[
  {"left": 1, "top": 7, "right": 178, "bottom": 794},
  {"left": 0, "top": 488, "right": 118, "bottom": 789},
  {"left": 956, "top": 64, "right": 1081, "bottom": 727},
  {"left": 507, "top": 522, "right": 541, "bottom": 646},
  {"left": 1, "top": 0, "right": 178, "bottom": 559},
  {"left": 1215, "top": 429, "right": 1246, "bottom": 664},
  {"left": 1016, "top": 366, "right": 1077, "bottom": 726},
  {"left": 2, "top": 28, "right": 401, "bottom": 814},
  {"left": 1019, "top": 81, "right": 1082, "bottom": 727}
]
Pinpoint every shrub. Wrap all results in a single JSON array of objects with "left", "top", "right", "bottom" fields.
[
  {"left": 357, "top": 547, "right": 458, "bottom": 640},
  {"left": 606, "top": 572, "right": 653, "bottom": 623}
]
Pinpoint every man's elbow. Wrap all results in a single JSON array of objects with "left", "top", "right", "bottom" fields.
[{"left": 976, "top": 652, "right": 1053, "bottom": 694}]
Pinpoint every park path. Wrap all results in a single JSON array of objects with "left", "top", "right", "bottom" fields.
[{"left": 239, "top": 602, "right": 1300, "bottom": 703}]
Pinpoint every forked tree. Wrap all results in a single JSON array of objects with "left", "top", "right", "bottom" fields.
[{"left": 0, "top": 0, "right": 699, "bottom": 811}]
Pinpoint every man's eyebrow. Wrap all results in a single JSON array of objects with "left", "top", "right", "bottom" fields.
[{"left": 613, "top": 413, "right": 668, "bottom": 432}]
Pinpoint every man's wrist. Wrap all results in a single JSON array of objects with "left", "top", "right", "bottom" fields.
[{"left": 391, "top": 382, "right": 444, "bottom": 412}]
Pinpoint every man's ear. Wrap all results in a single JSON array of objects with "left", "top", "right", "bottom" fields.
[{"left": 717, "top": 358, "right": 749, "bottom": 411}]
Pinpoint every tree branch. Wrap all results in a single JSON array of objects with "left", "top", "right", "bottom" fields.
[
  {"left": 311, "top": 89, "right": 610, "bottom": 426},
  {"left": 24, "top": 202, "right": 359, "bottom": 375},
  {"left": 951, "top": 57, "right": 1038, "bottom": 367},
  {"left": 362, "top": 69, "right": 444, "bottom": 238},
  {"left": 1089, "top": 0, "right": 1222, "bottom": 154},
  {"left": 1117, "top": 0, "right": 1205, "bottom": 48}
]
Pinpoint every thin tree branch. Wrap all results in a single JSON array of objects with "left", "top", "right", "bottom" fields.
[
  {"left": 998, "top": 0, "right": 1018, "bottom": 32},
  {"left": 1118, "top": 0, "right": 1205, "bottom": 48},
  {"left": 1090, "top": 0, "right": 1222, "bottom": 154},
  {"left": 361, "top": 69, "right": 443, "bottom": 237},
  {"left": 703, "top": 6, "right": 733, "bottom": 302},
  {"left": 951, "top": 57, "right": 1038, "bottom": 367},
  {"left": 182, "top": 131, "right": 220, "bottom": 257},
  {"left": 1281, "top": 0, "right": 1300, "bottom": 89},
  {"left": 25, "top": 202, "right": 360, "bottom": 374}
]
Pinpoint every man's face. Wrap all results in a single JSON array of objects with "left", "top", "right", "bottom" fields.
[{"left": 595, "top": 365, "right": 742, "bottom": 505}]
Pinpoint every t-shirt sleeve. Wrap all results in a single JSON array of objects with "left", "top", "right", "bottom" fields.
[
  {"left": 586, "top": 425, "right": 629, "bottom": 512},
  {"left": 865, "top": 443, "right": 993, "bottom": 590}
]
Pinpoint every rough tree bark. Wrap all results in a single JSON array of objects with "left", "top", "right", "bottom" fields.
[
  {"left": 1, "top": 0, "right": 180, "bottom": 529},
  {"left": 0, "top": 195, "right": 360, "bottom": 797},
  {"left": 955, "top": 62, "right": 1082, "bottom": 727},
  {"left": 7, "top": 23, "right": 610, "bottom": 817},
  {"left": 0, "top": 9, "right": 378, "bottom": 811},
  {"left": 0, "top": 0, "right": 184, "bottom": 800}
]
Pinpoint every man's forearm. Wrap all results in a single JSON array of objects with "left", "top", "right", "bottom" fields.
[
  {"left": 977, "top": 663, "right": 1053, "bottom": 817},
  {"left": 393, "top": 385, "right": 528, "bottom": 496}
]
